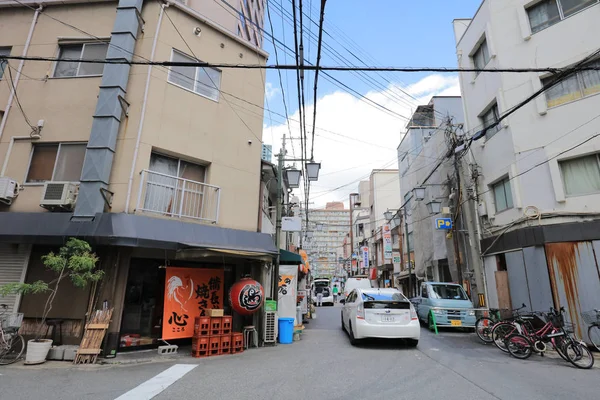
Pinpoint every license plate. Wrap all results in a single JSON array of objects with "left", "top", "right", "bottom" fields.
[
  {"left": 451, "top": 320, "right": 462, "bottom": 327},
  {"left": 382, "top": 315, "right": 395, "bottom": 322}
]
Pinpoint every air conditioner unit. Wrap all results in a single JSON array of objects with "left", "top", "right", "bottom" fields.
[
  {"left": 40, "top": 181, "right": 79, "bottom": 210},
  {"left": 0, "top": 177, "right": 18, "bottom": 205},
  {"left": 264, "top": 311, "right": 277, "bottom": 344}
]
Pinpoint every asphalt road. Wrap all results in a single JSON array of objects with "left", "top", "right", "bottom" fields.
[{"left": 1, "top": 304, "right": 598, "bottom": 400}]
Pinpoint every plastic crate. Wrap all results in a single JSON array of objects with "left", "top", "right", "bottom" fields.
[
  {"left": 264, "top": 300, "right": 277, "bottom": 312},
  {"left": 1, "top": 313, "right": 23, "bottom": 330}
]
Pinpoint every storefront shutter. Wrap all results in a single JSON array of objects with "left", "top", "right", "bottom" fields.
[{"left": 0, "top": 243, "right": 31, "bottom": 314}]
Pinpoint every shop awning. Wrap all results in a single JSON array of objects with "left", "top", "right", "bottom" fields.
[
  {"left": 0, "top": 212, "right": 278, "bottom": 255},
  {"left": 279, "top": 249, "right": 303, "bottom": 264}
]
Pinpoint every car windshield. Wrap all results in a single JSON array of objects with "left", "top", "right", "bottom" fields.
[
  {"left": 429, "top": 285, "right": 468, "bottom": 300},
  {"left": 361, "top": 292, "right": 405, "bottom": 301}
]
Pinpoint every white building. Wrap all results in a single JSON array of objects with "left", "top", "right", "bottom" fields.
[
  {"left": 397, "top": 96, "right": 465, "bottom": 295},
  {"left": 453, "top": 0, "right": 600, "bottom": 337}
]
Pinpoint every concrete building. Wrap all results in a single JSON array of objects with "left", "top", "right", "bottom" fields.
[
  {"left": 184, "top": 0, "right": 265, "bottom": 47},
  {"left": 396, "top": 96, "right": 465, "bottom": 296},
  {"left": 454, "top": 0, "right": 600, "bottom": 340},
  {"left": 261, "top": 143, "right": 272, "bottom": 162},
  {"left": 367, "top": 170, "right": 400, "bottom": 285},
  {"left": 0, "top": 0, "right": 273, "bottom": 352},
  {"left": 303, "top": 202, "right": 348, "bottom": 277}
]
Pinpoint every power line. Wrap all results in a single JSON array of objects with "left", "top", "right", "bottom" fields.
[{"left": 308, "top": 0, "right": 325, "bottom": 161}]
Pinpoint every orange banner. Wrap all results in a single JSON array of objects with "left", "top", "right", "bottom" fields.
[{"left": 163, "top": 267, "right": 224, "bottom": 340}]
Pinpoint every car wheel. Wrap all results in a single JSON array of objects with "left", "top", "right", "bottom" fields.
[
  {"left": 348, "top": 322, "right": 359, "bottom": 346},
  {"left": 341, "top": 312, "right": 346, "bottom": 332},
  {"left": 406, "top": 339, "right": 419, "bottom": 348}
]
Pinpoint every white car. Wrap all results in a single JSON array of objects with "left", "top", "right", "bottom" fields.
[
  {"left": 312, "top": 279, "right": 334, "bottom": 306},
  {"left": 341, "top": 288, "right": 420, "bottom": 346}
]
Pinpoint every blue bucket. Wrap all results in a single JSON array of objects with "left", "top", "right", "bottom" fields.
[{"left": 278, "top": 317, "right": 295, "bottom": 344}]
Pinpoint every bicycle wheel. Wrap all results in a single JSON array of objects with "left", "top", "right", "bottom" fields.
[
  {"left": 588, "top": 325, "right": 600, "bottom": 352},
  {"left": 492, "top": 322, "right": 519, "bottom": 353},
  {"left": 0, "top": 334, "right": 25, "bottom": 365},
  {"left": 565, "top": 342, "right": 594, "bottom": 369},
  {"left": 475, "top": 317, "right": 495, "bottom": 343},
  {"left": 551, "top": 335, "right": 570, "bottom": 362},
  {"left": 506, "top": 334, "right": 533, "bottom": 360}
]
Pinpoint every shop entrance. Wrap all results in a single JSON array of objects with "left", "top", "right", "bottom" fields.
[{"left": 119, "top": 259, "right": 165, "bottom": 350}]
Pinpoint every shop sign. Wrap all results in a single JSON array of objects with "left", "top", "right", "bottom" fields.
[
  {"left": 361, "top": 246, "right": 369, "bottom": 269},
  {"left": 392, "top": 251, "right": 401, "bottom": 272},
  {"left": 383, "top": 224, "right": 393, "bottom": 261},
  {"left": 163, "top": 267, "right": 224, "bottom": 340}
]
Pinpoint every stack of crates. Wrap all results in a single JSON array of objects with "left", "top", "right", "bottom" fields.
[{"left": 191, "top": 310, "right": 243, "bottom": 358}]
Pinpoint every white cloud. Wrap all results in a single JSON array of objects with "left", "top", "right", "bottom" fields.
[
  {"left": 263, "top": 74, "right": 461, "bottom": 208},
  {"left": 265, "top": 82, "right": 280, "bottom": 100}
]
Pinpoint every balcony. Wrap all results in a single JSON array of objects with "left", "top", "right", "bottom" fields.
[{"left": 135, "top": 169, "right": 220, "bottom": 224}]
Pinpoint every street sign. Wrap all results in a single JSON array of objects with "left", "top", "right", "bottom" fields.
[
  {"left": 435, "top": 218, "right": 452, "bottom": 230},
  {"left": 361, "top": 246, "right": 369, "bottom": 269}
]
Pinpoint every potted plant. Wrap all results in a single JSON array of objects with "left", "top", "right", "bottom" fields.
[{"left": 0, "top": 238, "right": 103, "bottom": 364}]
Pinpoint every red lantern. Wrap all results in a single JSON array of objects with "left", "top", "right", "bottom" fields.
[{"left": 229, "top": 277, "right": 264, "bottom": 316}]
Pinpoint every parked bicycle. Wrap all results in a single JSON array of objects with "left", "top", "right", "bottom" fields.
[
  {"left": 581, "top": 309, "right": 600, "bottom": 352},
  {"left": 0, "top": 304, "right": 25, "bottom": 365},
  {"left": 475, "top": 303, "right": 527, "bottom": 344},
  {"left": 505, "top": 307, "right": 594, "bottom": 369}
]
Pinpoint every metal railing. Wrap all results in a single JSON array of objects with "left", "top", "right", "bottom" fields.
[{"left": 135, "top": 169, "right": 220, "bottom": 224}]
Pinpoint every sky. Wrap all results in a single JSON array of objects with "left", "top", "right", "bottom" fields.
[{"left": 258, "top": 0, "right": 483, "bottom": 208}]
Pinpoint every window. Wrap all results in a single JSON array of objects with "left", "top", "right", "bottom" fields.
[
  {"left": 472, "top": 39, "right": 490, "bottom": 75},
  {"left": 54, "top": 43, "right": 109, "bottom": 78},
  {"left": 26, "top": 143, "right": 87, "bottom": 183},
  {"left": 430, "top": 284, "right": 468, "bottom": 300},
  {"left": 527, "top": 0, "right": 598, "bottom": 33},
  {"left": 168, "top": 50, "right": 221, "bottom": 101},
  {"left": 480, "top": 103, "right": 500, "bottom": 139},
  {"left": 559, "top": 154, "right": 600, "bottom": 196},
  {"left": 0, "top": 47, "right": 10, "bottom": 80},
  {"left": 492, "top": 177, "right": 514, "bottom": 212},
  {"left": 542, "top": 60, "right": 600, "bottom": 107},
  {"left": 421, "top": 284, "right": 429, "bottom": 298}
]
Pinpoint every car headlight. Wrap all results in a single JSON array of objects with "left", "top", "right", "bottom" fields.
[
  {"left": 432, "top": 308, "right": 444, "bottom": 315},
  {"left": 468, "top": 310, "right": 475, "bottom": 316}
]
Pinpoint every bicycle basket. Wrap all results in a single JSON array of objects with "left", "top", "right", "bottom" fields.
[
  {"left": 581, "top": 310, "right": 600, "bottom": 325},
  {"left": 563, "top": 322, "right": 576, "bottom": 334},
  {"left": 547, "top": 312, "right": 564, "bottom": 328},
  {"left": 1, "top": 313, "right": 24, "bottom": 330}
]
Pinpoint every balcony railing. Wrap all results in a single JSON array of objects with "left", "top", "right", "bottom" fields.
[{"left": 136, "top": 169, "right": 220, "bottom": 224}]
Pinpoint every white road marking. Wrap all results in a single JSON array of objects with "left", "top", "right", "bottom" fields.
[{"left": 115, "top": 364, "right": 197, "bottom": 400}]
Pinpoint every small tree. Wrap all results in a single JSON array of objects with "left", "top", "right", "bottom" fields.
[{"left": 0, "top": 238, "right": 104, "bottom": 341}]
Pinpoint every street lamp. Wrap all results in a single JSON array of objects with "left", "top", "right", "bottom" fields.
[
  {"left": 285, "top": 168, "right": 302, "bottom": 188},
  {"left": 413, "top": 186, "right": 426, "bottom": 201},
  {"left": 305, "top": 161, "right": 321, "bottom": 181},
  {"left": 384, "top": 210, "right": 393, "bottom": 220},
  {"left": 426, "top": 200, "right": 442, "bottom": 215}
]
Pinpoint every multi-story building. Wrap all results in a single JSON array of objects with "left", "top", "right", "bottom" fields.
[
  {"left": 261, "top": 143, "right": 272, "bottom": 162},
  {"left": 454, "top": 0, "right": 600, "bottom": 338},
  {"left": 367, "top": 170, "right": 400, "bottom": 285},
  {"left": 303, "top": 202, "right": 348, "bottom": 277},
  {"left": 396, "top": 96, "right": 465, "bottom": 296},
  {"left": 0, "top": 0, "right": 273, "bottom": 352},
  {"left": 184, "top": 0, "right": 265, "bottom": 47}
]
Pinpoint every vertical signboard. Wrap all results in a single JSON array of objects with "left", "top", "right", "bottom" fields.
[
  {"left": 392, "top": 251, "right": 401, "bottom": 273},
  {"left": 163, "top": 267, "right": 224, "bottom": 340},
  {"left": 361, "top": 246, "right": 369, "bottom": 270},
  {"left": 383, "top": 224, "right": 393, "bottom": 262}
]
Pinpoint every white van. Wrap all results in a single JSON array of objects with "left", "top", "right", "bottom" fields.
[
  {"left": 312, "top": 278, "right": 334, "bottom": 306},
  {"left": 342, "top": 275, "right": 372, "bottom": 300}
]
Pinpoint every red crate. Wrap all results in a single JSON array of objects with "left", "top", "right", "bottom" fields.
[
  {"left": 191, "top": 337, "right": 209, "bottom": 357},
  {"left": 220, "top": 334, "right": 231, "bottom": 355},
  {"left": 209, "top": 335, "right": 221, "bottom": 356},
  {"left": 231, "top": 332, "right": 243, "bottom": 353},
  {"left": 194, "top": 317, "right": 210, "bottom": 337},
  {"left": 221, "top": 316, "right": 232, "bottom": 335},
  {"left": 210, "top": 317, "right": 222, "bottom": 336}
]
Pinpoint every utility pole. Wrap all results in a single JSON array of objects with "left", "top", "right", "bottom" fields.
[
  {"left": 273, "top": 135, "right": 286, "bottom": 302},
  {"left": 403, "top": 207, "right": 413, "bottom": 298},
  {"left": 452, "top": 154, "right": 464, "bottom": 288}
]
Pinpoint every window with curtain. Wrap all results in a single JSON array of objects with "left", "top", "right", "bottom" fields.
[
  {"left": 480, "top": 103, "right": 500, "bottom": 139},
  {"left": 559, "top": 154, "right": 600, "bottom": 196},
  {"left": 54, "top": 43, "right": 109, "bottom": 77},
  {"left": 472, "top": 39, "right": 490, "bottom": 76},
  {"left": 168, "top": 50, "right": 221, "bottom": 101},
  {"left": 26, "top": 143, "right": 87, "bottom": 183},
  {"left": 527, "top": 0, "right": 599, "bottom": 34},
  {"left": 542, "top": 59, "right": 600, "bottom": 107},
  {"left": 492, "top": 177, "right": 514, "bottom": 212}
]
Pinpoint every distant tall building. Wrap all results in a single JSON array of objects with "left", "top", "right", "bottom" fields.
[
  {"left": 261, "top": 144, "right": 272, "bottom": 162},
  {"left": 186, "top": 0, "right": 265, "bottom": 47}
]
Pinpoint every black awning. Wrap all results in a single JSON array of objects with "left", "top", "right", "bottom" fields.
[
  {"left": 279, "top": 249, "right": 303, "bottom": 264},
  {"left": 0, "top": 212, "right": 278, "bottom": 255}
]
